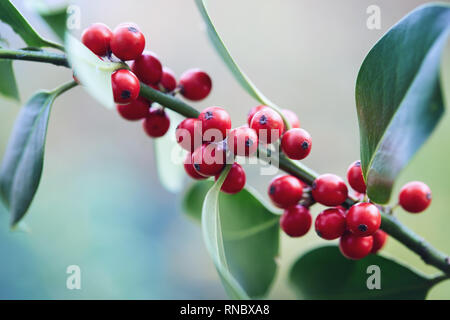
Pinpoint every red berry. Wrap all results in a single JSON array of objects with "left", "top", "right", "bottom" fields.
[
  {"left": 143, "top": 109, "right": 170, "bottom": 138},
  {"left": 281, "top": 128, "right": 312, "bottom": 160},
  {"left": 280, "top": 205, "right": 312, "bottom": 237},
  {"left": 81, "top": 23, "right": 112, "bottom": 56},
  {"left": 160, "top": 67, "right": 177, "bottom": 92},
  {"left": 268, "top": 175, "right": 303, "bottom": 209},
  {"left": 347, "top": 160, "right": 366, "bottom": 193},
  {"left": 247, "top": 105, "right": 268, "bottom": 126},
  {"left": 282, "top": 109, "right": 300, "bottom": 129},
  {"left": 176, "top": 118, "right": 202, "bottom": 152},
  {"left": 131, "top": 51, "right": 163, "bottom": 85},
  {"left": 199, "top": 107, "right": 231, "bottom": 142},
  {"left": 215, "top": 163, "right": 246, "bottom": 194},
  {"left": 116, "top": 97, "right": 150, "bottom": 121},
  {"left": 110, "top": 24, "right": 145, "bottom": 61},
  {"left": 184, "top": 153, "right": 207, "bottom": 180},
  {"left": 111, "top": 69, "right": 140, "bottom": 104},
  {"left": 227, "top": 126, "right": 258, "bottom": 156},
  {"left": 339, "top": 233, "right": 373, "bottom": 260},
  {"left": 250, "top": 108, "right": 284, "bottom": 144},
  {"left": 346, "top": 202, "right": 381, "bottom": 237},
  {"left": 179, "top": 69, "right": 212, "bottom": 101},
  {"left": 399, "top": 181, "right": 432, "bottom": 213},
  {"left": 191, "top": 143, "right": 226, "bottom": 177},
  {"left": 312, "top": 174, "right": 348, "bottom": 206},
  {"left": 315, "top": 208, "right": 346, "bottom": 240},
  {"left": 371, "top": 230, "right": 387, "bottom": 254}
]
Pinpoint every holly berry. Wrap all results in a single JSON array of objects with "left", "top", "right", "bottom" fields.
[
  {"left": 160, "top": 67, "right": 177, "bottom": 92},
  {"left": 131, "top": 51, "right": 163, "bottom": 85},
  {"left": 247, "top": 105, "right": 268, "bottom": 126},
  {"left": 371, "top": 230, "right": 388, "bottom": 254},
  {"left": 339, "top": 233, "right": 373, "bottom": 260},
  {"left": 399, "top": 181, "right": 432, "bottom": 213},
  {"left": 282, "top": 109, "right": 300, "bottom": 129},
  {"left": 116, "top": 97, "right": 150, "bottom": 121},
  {"left": 311, "top": 174, "right": 348, "bottom": 206},
  {"left": 81, "top": 23, "right": 112, "bottom": 56},
  {"left": 268, "top": 175, "right": 303, "bottom": 209},
  {"left": 347, "top": 160, "right": 366, "bottom": 193},
  {"left": 176, "top": 118, "right": 202, "bottom": 152},
  {"left": 281, "top": 128, "right": 312, "bottom": 160},
  {"left": 215, "top": 163, "right": 246, "bottom": 194},
  {"left": 250, "top": 108, "right": 284, "bottom": 144},
  {"left": 110, "top": 24, "right": 145, "bottom": 61},
  {"left": 280, "top": 205, "right": 312, "bottom": 237},
  {"left": 191, "top": 143, "right": 226, "bottom": 177},
  {"left": 179, "top": 69, "right": 212, "bottom": 101},
  {"left": 315, "top": 208, "right": 346, "bottom": 240},
  {"left": 184, "top": 153, "right": 207, "bottom": 180},
  {"left": 111, "top": 69, "right": 140, "bottom": 104},
  {"left": 346, "top": 202, "right": 381, "bottom": 237},
  {"left": 198, "top": 106, "right": 231, "bottom": 142},
  {"left": 227, "top": 126, "right": 258, "bottom": 156},
  {"left": 143, "top": 109, "right": 170, "bottom": 138}
]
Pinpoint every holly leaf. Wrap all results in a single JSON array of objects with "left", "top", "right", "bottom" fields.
[
  {"left": 355, "top": 4, "right": 450, "bottom": 203},
  {"left": 0, "top": 82, "right": 76, "bottom": 226},
  {"left": 183, "top": 179, "right": 280, "bottom": 298},
  {"left": 289, "top": 245, "right": 433, "bottom": 300},
  {"left": 65, "top": 34, "right": 124, "bottom": 109},
  {"left": 0, "top": 0, "right": 62, "bottom": 49},
  {"left": 0, "top": 43, "right": 19, "bottom": 101},
  {"left": 33, "top": 1, "right": 68, "bottom": 42}
]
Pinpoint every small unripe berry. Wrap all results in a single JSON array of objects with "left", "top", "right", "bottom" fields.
[
  {"left": 371, "top": 229, "right": 388, "bottom": 254},
  {"left": 81, "top": 23, "right": 112, "bottom": 56},
  {"left": 347, "top": 160, "right": 366, "bottom": 193},
  {"left": 346, "top": 202, "right": 381, "bottom": 237},
  {"left": 227, "top": 126, "right": 258, "bottom": 156},
  {"left": 131, "top": 51, "right": 163, "bottom": 85},
  {"left": 192, "top": 143, "right": 226, "bottom": 177},
  {"left": 179, "top": 69, "right": 212, "bottom": 101},
  {"left": 268, "top": 175, "right": 303, "bottom": 209},
  {"left": 143, "top": 109, "right": 170, "bottom": 138},
  {"left": 281, "top": 128, "right": 312, "bottom": 160},
  {"left": 176, "top": 118, "right": 202, "bottom": 152},
  {"left": 282, "top": 109, "right": 300, "bottom": 129},
  {"left": 247, "top": 105, "right": 268, "bottom": 126},
  {"left": 111, "top": 69, "right": 140, "bottom": 104},
  {"left": 339, "top": 233, "right": 373, "bottom": 260},
  {"left": 315, "top": 208, "right": 346, "bottom": 240},
  {"left": 399, "top": 181, "right": 432, "bottom": 213},
  {"left": 250, "top": 108, "right": 284, "bottom": 144},
  {"left": 198, "top": 106, "right": 231, "bottom": 142},
  {"left": 184, "top": 153, "right": 207, "bottom": 180},
  {"left": 116, "top": 97, "right": 150, "bottom": 121},
  {"left": 160, "top": 67, "right": 177, "bottom": 92},
  {"left": 311, "top": 174, "right": 348, "bottom": 206},
  {"left": 280, "top": 205, "right": 312, "bottom": 237},
  {"left": 215, "top": 163, "right": 246, "bottom": 194},
  {"left": 110, "top": 24, "right": 145, "bottom": 61}
]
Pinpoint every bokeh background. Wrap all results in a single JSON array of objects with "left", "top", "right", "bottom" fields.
[{"left": 0, "top": 0, "right": 449, "bottom": 299}]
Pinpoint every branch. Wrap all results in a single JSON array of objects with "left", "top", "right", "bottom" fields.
[{"left": 3, "top": 48, "right": 450, "bottom": 277}]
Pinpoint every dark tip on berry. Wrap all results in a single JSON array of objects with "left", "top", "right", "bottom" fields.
[
  {"left": 316, "top": 230, "right": 322, "bottom": 237},
  {"left": 312, "top": 182, "right": 316, "bottom": 190},
  {"left": 205, "top": 111, "right": 213, "bottom": 120},
  {"left": 269, "top": 185, "right": 276, "bottom": 195},
  {"left": 259, "top": 115, "right": 268, "bottom": 125},
  {"left": 358, "top": 224, "right": 368, "bottom": 232},
  {"left": 128, "top": 26, "right": 138, "bottom": 33},
  {"left": 355, "top": 161, "right": 361, "bottom": 167},
  {"left": 301, "top": 141, "right": 309, "bottom": 150},
  {"left": 426, "top": 192, "right": 432, "bottom": 200},
  {"left": 245, "top": 138, "right": 253, "bottom": 147},
  {"left": 121, "top": 90, "right": 131, "bottom": 99},
  {"left": 194, "top": 163, "right": 201, "bottom": 171}
]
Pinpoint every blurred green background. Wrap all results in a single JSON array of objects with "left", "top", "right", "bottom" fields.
[{"left": 0, "top": 0, "right": 449, "bottom": 299}]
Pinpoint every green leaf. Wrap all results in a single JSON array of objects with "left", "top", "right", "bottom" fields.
[
  {"left": 66, "top": 34, "right": 124, "bottom": 109},
  {"left": 33, "top": 1, "right": 68, "bottom": 42},
  {"left": 153, "top": 107, "right": 186, "bottom": 193},
  {"left": 0, "top": 81, "right": 76, "bottom": 226},
  {"left": 0, "top": 0, "right": 62, "bottom": 50},
  {"left": 183, "top": 179, "right": 280, "bottom": 298},
  {"left": 355, "top": 4, "right": 450, "bottom": 203},
  {"left": 0, "top": 43, "right": 19, "bottom": 101},
  {"left": 289, "top": 246, "right": 432, "bottom": 300}
]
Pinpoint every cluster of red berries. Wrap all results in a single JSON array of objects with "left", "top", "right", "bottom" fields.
[
  {"left": 277, "top": 160, "right": 432, "bottom": 260},
  {"left": 81, "top": 22, "right": 212, "bottom": 138}
]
